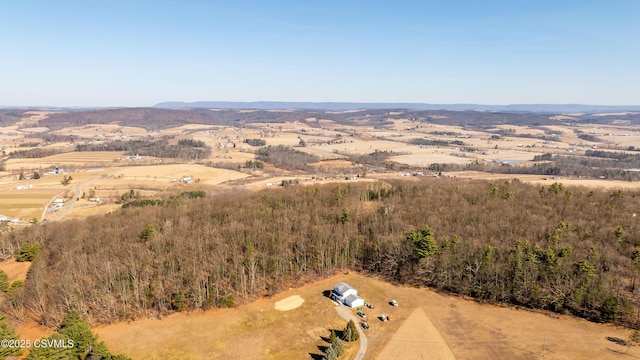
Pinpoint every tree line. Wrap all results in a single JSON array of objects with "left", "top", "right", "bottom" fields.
[
  {"left": 1, "top": 179, "right": 640, "bottom": 328},
  {"left": 430, "top": 154, "right": 640, "bottom": 182},
  {"left": 8, "top": 148, "right": 64, "bottom": 159}
]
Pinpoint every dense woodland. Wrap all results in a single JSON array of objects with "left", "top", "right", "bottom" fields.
[
  {"left": 348, "top": 150, "right": 395, "bottom": 168},
  {"left": 23, "top": 108, "right": 573, "bottom": 131},
  {"left": 75, "top": 139, "right": 211, "bottom": 160},
  {"left": 8, "top": 148, "right": 64, "bottom": 159},
  {"left": 1, "top": 179, "right": 640, "bottom": 329},
  {"left": 256, "top": 145, "right": 320, "bottom": 171},
  {"left": 0, "top": 110, "right": 27, "bottom": 127}
]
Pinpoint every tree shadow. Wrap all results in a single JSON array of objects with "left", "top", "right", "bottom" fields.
[
  {"left": 309, "top": 328, "right": 345, "bottom": 359},
  {"left": 608, "top": 336, "right": 629, "bottom": 347}
]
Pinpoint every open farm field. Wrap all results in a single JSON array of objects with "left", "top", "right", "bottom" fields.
[
  {"left": 208, "top": 150, "right": 256, "bottom": 163},
  {"left": 92, "top": 272, "right": 635, "bottom": 360},
  {"left": 161, "top": 124, "right": 220, "bottom": 133},
  {"left": 4, "top": 151, "right": 125, "bottom": 171},
  {"left": 52, "top": 124, "right": 149, "bottom": 138},
  {"left": 298, "top": 147, "right": 350, "bottom": 160},
  {"left": 62, "top": 201, "right": 123, "bottom": 220},
  {"left": 1, "top": 105, "right": 639, "bottom": 358},
  {"left": 2, "top": 108, "right": 640, "bottom": 224},
  {"left": 308, "top": 159, "right": 355, "bottom": 169},
  {"left": 102, "top": 164, "right": 248, "bottom": 185},
  {"left": 447, "top": 171, "right": 640, "bottom": 190},
  {"left": 0, "top": 188, "right": 61, "bottom": 219},
  {"left": 390, "top": 152, "right": 473, "bottom": 166}
]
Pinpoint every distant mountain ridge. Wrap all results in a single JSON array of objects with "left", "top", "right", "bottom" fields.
[{"left": 153, "top": 101, "right": 640, "bottom": 113}]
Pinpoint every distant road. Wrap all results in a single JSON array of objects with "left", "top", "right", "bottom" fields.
[
  {"left": 40, "top": 190, "right": 65, "bottom": 223},
  {"left": 40, "top": 183, "right": 80, "bottom": 222},
  {"left": 335, "top": 305, "right": 368, "bottom": 360}
]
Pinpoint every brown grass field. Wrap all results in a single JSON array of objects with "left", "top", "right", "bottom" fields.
[
  {"left": 90, "top": 272, "right": 636, "bottom": 360},
  {"left": 3, "top": 151, "right": 125, "bottom": 171},
  {"left": 100, "top": 164, "right": 249, "bottom": 186},
  {"left": 0, "top": 189, "right": 62, "bottom": 219},
  {"left": 0, "top": 259, "right": 30, "bottom": 282},
  {"left": 0, "top": 163, "right": 249, "bottom": 221}
]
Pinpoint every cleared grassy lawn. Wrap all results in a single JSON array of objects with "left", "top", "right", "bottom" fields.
[{"left": 95, "top": 272, "right": 637, "bottom": 360}]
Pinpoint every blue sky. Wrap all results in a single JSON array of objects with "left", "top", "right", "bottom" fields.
[{"left": 1, "top": 1, "right": 639, "bottom": 106}]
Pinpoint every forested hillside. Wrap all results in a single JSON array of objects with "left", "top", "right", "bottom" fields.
[
  {"left": 33, "top": 107, "right": 564, "bottom": 131},
  {"left": 2, "top": 179, "right": 640, "bottom": 327}
]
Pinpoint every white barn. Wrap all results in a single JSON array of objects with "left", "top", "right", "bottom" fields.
[{"left": 332, "top": 282, "right": 364, "bottom": 308}]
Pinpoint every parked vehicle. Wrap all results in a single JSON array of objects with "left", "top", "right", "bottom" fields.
[
  {"left": 390, "top": 299, "right": 398, "bottom": 306},
  {"left": 361, "top": 321, "right": 369, "bottom": 329},
  {"left": 357, "top": 311, "right": 366, "bottom": 318}
]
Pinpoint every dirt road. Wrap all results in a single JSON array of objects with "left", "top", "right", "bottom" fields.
[{"left": 336, "top": 305, "right": 368, "bottom": 360}]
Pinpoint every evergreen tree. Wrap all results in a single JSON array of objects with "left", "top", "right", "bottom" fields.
[
  {"left": 0, "top": 270, "right": 8, "bottom": 293},
  {"left": 0, "top": 312, "right": 23, "bottom": 358},
  {"left": 629, "top": 328, "right": 640, "bottom": 353},
  {"left": 407, "top": 226, "right": 438, "bottom": 261},
  {"left": 15, "top": 243, "right": 41, "bottom": 262},
  {"left": 329, "top": 329, "right": 337, "bottom": 344},
  {"left": 343, "top": 320, "right": 360, "bottom": 342},
  {"left": 27, "top": 311, "right": 132, "bottom": 360}
]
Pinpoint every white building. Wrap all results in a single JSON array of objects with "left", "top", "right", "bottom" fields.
[{"left": 332, "top": 282, "right": 365, "bottom": 308}]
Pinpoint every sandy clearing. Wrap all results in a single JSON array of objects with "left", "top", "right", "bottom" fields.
[
  {"left": 376, "top": 307, "right": 455, "bottom": 360},
  {"left": 275, "top": 295, "right": 304, "bottom": 311}
]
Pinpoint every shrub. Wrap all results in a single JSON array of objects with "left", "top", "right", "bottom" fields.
[{"left": 0, "top": 271, "right": 8, "bottom": 293}]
